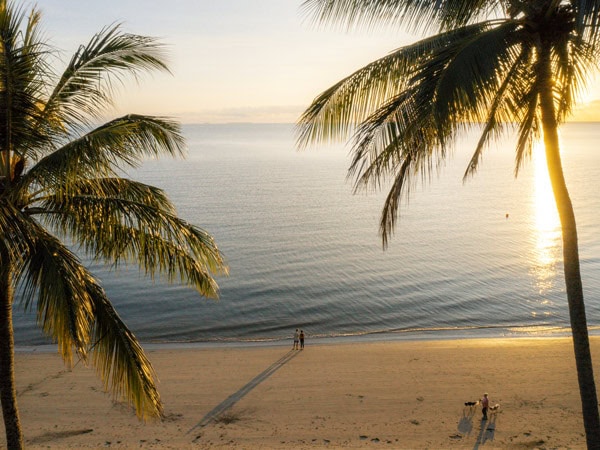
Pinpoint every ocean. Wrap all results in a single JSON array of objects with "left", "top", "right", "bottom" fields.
[{"left": 12, "top": 122, "right": 600, "bottom": 346}]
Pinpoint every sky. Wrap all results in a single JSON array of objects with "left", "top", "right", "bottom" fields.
[{"left": 39, "top": 0, "right": 600, "bottom": 123}]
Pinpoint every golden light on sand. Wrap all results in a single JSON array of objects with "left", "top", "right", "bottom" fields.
[{"left": 530, "top": 140, "right": 561, "bottom": 294}]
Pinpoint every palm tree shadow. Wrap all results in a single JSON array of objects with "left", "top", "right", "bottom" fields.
[{"left": 188, "top": 349, "right": 299, "bottom": 433}]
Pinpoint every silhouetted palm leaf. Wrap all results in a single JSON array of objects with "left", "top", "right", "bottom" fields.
[
  {"left": 298, "top": 0, "right": 600, "bottom": 445},
  {"left": 1, "top": 1, "right": 227, "bottom": 446}
]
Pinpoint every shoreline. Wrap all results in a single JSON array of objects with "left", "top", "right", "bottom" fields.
[
  {"left": 7, "top": 336, "right": 597, "bottom": 448},
  {"left": 14, "top": 323, "right": 597, "bottom": 353}
]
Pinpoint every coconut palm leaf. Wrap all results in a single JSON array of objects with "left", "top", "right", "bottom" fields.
[
  {"left": 1, "top": 2, "right": 227, "bottom": 446},
  {"left": 19, "top": 241, "right": 165, "bottom": 420},
  {"left": 0, "top": 199, "right": 35, "bottom": 265},
  {"left": 301, "top": 0, "right": 502, "bottom": 33},
  {"left": 0, "top": 3, "right": 48, "bottom": 163},
  {"left": 298, "top": 0, "right": 600, "bottom": 444},
  {"left": 337, "top": 21, "right": 524, "bottom": 201},
  {"left": 15, "top": 224, "right": 94, "bottom": 361},
  {"left": 42, "top": 24, "right": 169, "bottom": 133},
  {"left": 86, "top": 281, "right": 162, "bottom": 419},
  {"left": 567, "top": 0, "right": 600, "bottom": 41},
  {"left": 21, "top": 115, "right": 185, "bottom": 185},
  {"left": 297, "top": 21, "right": 507, "bottom": 148},
  {"left": 33, "top": 179, "right": 225, "bottom": 297},
  {"left": 11, "top": 199, "right": 165, "bottom": 420},
  {"left": 465, "top": 49, "right": 531, "bottom": 179}
]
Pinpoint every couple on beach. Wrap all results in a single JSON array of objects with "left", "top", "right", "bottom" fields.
[{"left": 293, "top": 329, "right": 305, "bottom": 350}]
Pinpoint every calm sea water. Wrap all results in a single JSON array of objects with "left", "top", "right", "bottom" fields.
[{"left": 13, "top": 123, "right": 600, "bottom": 345}]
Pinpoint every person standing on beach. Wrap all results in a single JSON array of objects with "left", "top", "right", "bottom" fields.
[
  {"left": 299, "top": 330, "right": 305, "bottom": 349},
  {"left": 293, "top": 329, "right": 300, "bottom": 350},
  {"left": 481, "top": 393, "right": 489, "bottom": 421}
]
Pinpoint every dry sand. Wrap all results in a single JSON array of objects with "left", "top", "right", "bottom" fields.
[{"left": 5, "top": 337, "right": 598, "bottom": 449}]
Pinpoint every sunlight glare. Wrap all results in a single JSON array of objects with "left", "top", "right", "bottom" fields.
[{"left": 529, "top": 139, "right": 561, "bottom": 295}]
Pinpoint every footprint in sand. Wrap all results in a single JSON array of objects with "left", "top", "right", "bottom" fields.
[
  {"left": 162, "top": 412, "right": 183, "bottom": 422},
  {"left": 27, "top": 428, "right": 93, "bottom": 445}
]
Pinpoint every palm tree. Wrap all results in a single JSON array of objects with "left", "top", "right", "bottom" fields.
[
  {"left": 0, "top": 2, "right": 227, "bottom": 448},
  {"left": 297, "top": 0, "right": 600, "bottom": 446}
]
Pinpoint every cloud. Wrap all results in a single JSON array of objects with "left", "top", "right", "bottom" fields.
[
  {"left": 569, "top": 100, "right": 600, "bottom": 122},
  {"left": 175, "top": 98, "right": 600, "bottom": 125},
  {"left": 173, "top": 105, "right": 305, "bottom": 124}
]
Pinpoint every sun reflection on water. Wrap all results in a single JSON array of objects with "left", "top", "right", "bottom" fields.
[{"left": 530, "top": 140, "right": 561, "bottom": 296}]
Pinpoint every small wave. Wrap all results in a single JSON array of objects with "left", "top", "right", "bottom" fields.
[{"left": 142, "top": 323, "right": 579, "bottom": 347}]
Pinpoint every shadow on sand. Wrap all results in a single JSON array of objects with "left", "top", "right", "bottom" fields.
[
  {"left": 456, "top": 405, "right": 498, "bottom": 448},
  {"left": 188, "top": 349, "right": 300, "bottom": 433},
  {"left": 457, "top": 405, "right": 476, "bottom": 437},
  {"left": 472, "top": 414, "right": 497, "bottom": 449}
]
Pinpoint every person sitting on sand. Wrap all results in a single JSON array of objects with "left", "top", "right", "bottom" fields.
[
  {"left": 293, "top": 329, "right": 300, "bottom": 350},
  {"left": 481, "top": 393, "right": 489, "bottom": 421}
]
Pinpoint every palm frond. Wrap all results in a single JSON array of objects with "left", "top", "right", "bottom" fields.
[
  {"left": 87, "top": 282, "right": 162, "bottom": 419},
  {"left": 22, "top": 115, "right": 185, "bottom": 188},
  {"left": 297, "top": 22, "right": 496, "bottom": 148},
  {"left": 0, "top": 198, "right": 35, "bottom": 266},
  {"left": 513, "top": 91, "right": 539, "bottom": 177},
  {"left": 348, "top": 91, "right": 437, "bottom": 191},
  {"left": 553, "top": 33, "right": 595, "bottom": 122},
  {"left": 21, "top": 248, "right": 163, "bottom": 419},
  {"left": 15, "top": 224, "right": 94, "bottom": 361},
  {"left": 464, "top": 47, "right": 534, "bottom": 179},
  {"left": 574, "top": 0, "right": 600, "bottom": 44},
  {"left": 300, "top": 10, "right": 578, "bottom": 243},
  {"left": 428, "top": 21, "right": 520, "bottom": 125},
  {"left": 42, "top": 23, "right": 169, "bottom": 132},
  {"left": 33, "top": 177, "right": 226, "bottom": 298},
  {"left": 301, "top": 0, "right": 504, "bottom": 34},
  {"left": 0, "top": 2, "right": 49, "bottom": 162},
  {"left": 7, "top": 204, "right": 162, "bottom": 419},
  {"left": 347, "top": 21, "right": 522, "bottom": 188},
  {"left": 2, "top": 0, "right": 226, "bottom": 428},
  {"left": 296, "top": 50, "right": 413, "bottom": 146},
  {"left": 378, "top": 154, "right": 414, "bottom": 248}
]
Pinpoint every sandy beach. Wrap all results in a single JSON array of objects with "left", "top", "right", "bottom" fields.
[{"left": 5, "top": 336, "right": 598, "bottom": 449}]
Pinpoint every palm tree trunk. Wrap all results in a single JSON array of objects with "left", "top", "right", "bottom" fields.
[
  {"left": 0, "top": 258, "right": 23, "bottom": 450},
  {"left": 538, "top": 46, "right": 600, "bottom": 448}
]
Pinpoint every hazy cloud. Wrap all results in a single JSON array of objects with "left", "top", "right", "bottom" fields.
[{"left": 174, "top": 105, "right": 305, "bottom": 124}]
